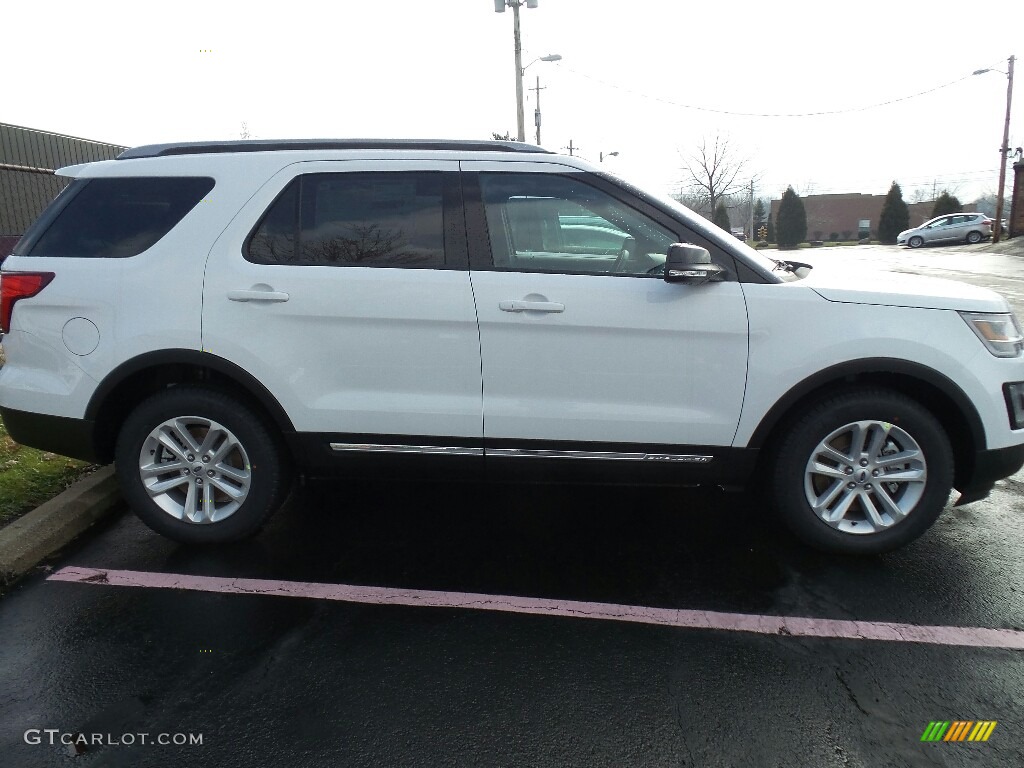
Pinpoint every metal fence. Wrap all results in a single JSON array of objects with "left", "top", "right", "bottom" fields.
[{"left": 0, "top": 123, "right": 126, "bottom": 239}]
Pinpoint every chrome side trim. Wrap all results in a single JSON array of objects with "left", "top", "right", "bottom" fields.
[
  {"left": 329, "top": 443, "right": 484, "bottom": 457},
  {"left": 328, "top": 443, "right": 714, "bottom": 463},
  {"left": 486, "top": 448, "right": 713, "bottom": 462}
]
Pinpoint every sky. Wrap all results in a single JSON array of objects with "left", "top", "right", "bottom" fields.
[{"left": 3, "top": 0, "right": 1021, "bottom": 205}]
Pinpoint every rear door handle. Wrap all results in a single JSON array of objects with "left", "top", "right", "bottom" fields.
[
  {"left": 227, "top": 288, "right": 290, "bottom": 303},
  {"left": 499, "top": 300, "right": 565, "bottom": 313}
]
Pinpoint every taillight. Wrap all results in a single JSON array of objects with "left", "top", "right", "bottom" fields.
[{"left": 0, "top": 272, "right": 54, "bottom": 334}]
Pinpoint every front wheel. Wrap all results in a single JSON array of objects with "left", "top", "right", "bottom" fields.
[
  {"left": 908, "top": 236, "right": 924, "bottom": 249},
  {"left": 115, "top": 387, "right": 288, "bottom": 543},
  {"left": 770, "top": 389, "right": 953, "bottom": 554}
]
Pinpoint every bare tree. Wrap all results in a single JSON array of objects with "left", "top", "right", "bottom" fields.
[
  {"left": 909, "top": 187, "right": 932, "bottom": 204},
  {"left": 678, "top": 135, "right": 753, "bottom": 218},
  {"left": 910, "top": 180, "right": 963, "bottom": 204}
]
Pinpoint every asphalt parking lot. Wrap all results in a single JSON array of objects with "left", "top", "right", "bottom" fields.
[
  {"left": 2, "top": 243, "right": 1024, "bottom": 767},
  {"left": 3, "top": 477, "right": 1024, "bottom": 767}
]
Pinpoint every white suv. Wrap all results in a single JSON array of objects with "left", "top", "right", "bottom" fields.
[{"left": 2, "top": 139, "right": 1024, "bottom": 554}]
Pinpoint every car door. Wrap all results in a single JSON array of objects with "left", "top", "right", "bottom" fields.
[
  {"left": 461, "top": 162, "right": 749, "bottom": 479},
  {"left": 202, "top": 160, "right": 484, "bottom": 460},
  {"left": 947, "top": 214, "right": 970, "bottom": 242},
  {"left": 924, "top": 216, "right": 954, "bottom": 243}
]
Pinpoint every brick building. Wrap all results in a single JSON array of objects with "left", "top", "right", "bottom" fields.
[
  {"left": 769, "top": 192, "right": 936, "bottom": 241},
  {"left": 0, "top": 123, "right": 126, "bottom": 255}
]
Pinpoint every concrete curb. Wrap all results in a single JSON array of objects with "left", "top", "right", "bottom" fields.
[{"left": 0, "top": 465, "right": 122, "bottom": 585}]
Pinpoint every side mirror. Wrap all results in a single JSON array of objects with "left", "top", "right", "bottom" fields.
[{"left": 664, "top": 243, "right": 726, "bottom": 285}]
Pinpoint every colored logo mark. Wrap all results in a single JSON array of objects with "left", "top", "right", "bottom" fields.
[{"left": 921, "top": 721, "right": 997, "bottom": 742}]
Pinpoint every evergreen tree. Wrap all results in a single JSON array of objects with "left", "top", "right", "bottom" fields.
[
  {"left": 753, "top": 199, "right": 766, "bottom": 230},
  {"left": 878, "top": 181, "right": 910, "bottom": 244},
  {"left": 713, "top": 200, "right": 731, "bottom": 231},
  {"left": 932, "top": 191, "right": 962, "bottom": 217},
  {"left": 775, "top": 187, "right": 806, "bottom": 248}
]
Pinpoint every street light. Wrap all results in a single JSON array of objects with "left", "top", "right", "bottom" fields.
[
  {"left": 494, "top": 0, "right": 558, "bottom": 142},
  {"left": 973, "top": 55, "right": 1016, "bottom": 243},
  {"left": 600, "top": 151, "right": 619, "bottom": 162},
  {"left": 524, "top": 54, "right": 561, "bottom": 145}
]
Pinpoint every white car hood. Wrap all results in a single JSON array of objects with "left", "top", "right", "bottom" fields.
[{"left": 803, "top": 268, "right": 1008, "bottom": 313}]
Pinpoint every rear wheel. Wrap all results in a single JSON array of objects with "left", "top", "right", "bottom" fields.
[
  {"left": 770, "top": 388, "right": 953, "bottom": 554},
  {"left": 908, "top": 235, "right": 924, "bottom": 249},
  {"left": 966, "top": 230, "right": 983, "bottom": 244},
  {"left": 115, "top": 387, "right": 288, "bottom": 543}
]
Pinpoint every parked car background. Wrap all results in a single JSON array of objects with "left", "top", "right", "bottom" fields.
[{"left": 897, "top": 214, "right": 991, "bottom": 248}]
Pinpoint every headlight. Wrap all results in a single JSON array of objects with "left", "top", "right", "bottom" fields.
[{"left": 960, "top": 312, "right": 1024, "bottom": 357}]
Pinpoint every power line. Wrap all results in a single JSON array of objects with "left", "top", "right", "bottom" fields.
[{"left": 553, "top": 61, "right": 1005, "bottom": 118}]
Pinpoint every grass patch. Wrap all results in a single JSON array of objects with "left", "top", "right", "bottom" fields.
[
  {"left": 0, "top": 418, "right": 92, "bottom": 527},
  {"left": 0, "top": 344, "right": 93, "bottom": 526}
]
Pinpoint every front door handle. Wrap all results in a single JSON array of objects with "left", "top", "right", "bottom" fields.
[
  {"left": 499, "top": 300, "right": 565, "bottom": 313},
  {"left": 227, "top": 288, "right": 290, "bottom": 303}
]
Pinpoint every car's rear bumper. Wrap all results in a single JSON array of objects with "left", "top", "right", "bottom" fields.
[{"left": 0, "top": 407, "right": 99, "bottom": 463}]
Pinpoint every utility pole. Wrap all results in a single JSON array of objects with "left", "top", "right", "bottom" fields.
[
  {"left": 534, "top": 76, "right": 545, "bottom": 145},
  {"left": 494, "top": 2, "right": 557, "bottom": 144},
  {"left": 512, "top": 1, "right": 525, "bottom": 142},
  {"left": 565, "top": 139, "right": 576, "bottom": 156},
  {"left": 748, "top": 180, "right": 754, "bottom": 239},
  {"left": 994, "top": 55, "right": 1016, "bottom": 243}
]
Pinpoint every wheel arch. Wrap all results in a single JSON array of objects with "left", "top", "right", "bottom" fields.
[
  {"left": 86, "top": 349, "right": 296, "bottom": 464},
  {"left": 747, "top": 358, "right": 985, "bottom": 490}
]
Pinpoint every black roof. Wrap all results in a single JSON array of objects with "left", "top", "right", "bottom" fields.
[{"left": 118, "top": 139, "right": 552, "bottom": 160}]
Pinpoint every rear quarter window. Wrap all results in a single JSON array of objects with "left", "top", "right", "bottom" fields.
[{"left": 22, "top": 177, "right": 214, "bottom": 258}]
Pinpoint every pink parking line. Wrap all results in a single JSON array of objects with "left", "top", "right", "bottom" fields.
[{"left": 48, "top": 566, "right": 1024, "bottom": 650}]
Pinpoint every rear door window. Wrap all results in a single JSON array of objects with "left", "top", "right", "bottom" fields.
[
  {"left": 247, "top": 172, "right": 447, "bottom": 268},
  {"left": 22, "top": 177, "right": 214, "bottom": 258}
]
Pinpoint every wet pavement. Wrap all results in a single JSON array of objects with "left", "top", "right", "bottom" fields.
[
  {"left": 2, "top": 244, "right": 1024, "bottom": 767},
  {"left": 2, "top": 475, "right": 1023, "bottom": 767}
]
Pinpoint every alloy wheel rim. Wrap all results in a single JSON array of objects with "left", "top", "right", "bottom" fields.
[
  {"left": 803, "top": 419, "right": 927, "bottom": 535},
  {"left": 138, "top": 416, "right": 252, "bottom": 524}
]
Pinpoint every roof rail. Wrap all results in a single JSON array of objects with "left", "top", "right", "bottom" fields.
[{"left": 117, "top": 139, "right": 552, "bottom": 160}]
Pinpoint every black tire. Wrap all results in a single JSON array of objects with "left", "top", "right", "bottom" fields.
[
  {"left": 908, "top": 236, "right": 924, "bottom": 249},
  {"left": 966, "top": 230, "right": 983, "bottom": 244},
  {"left": 770, "top": 388, "right": 953, "bottom": 555},
  {"left": 115, "top": 387, "right": 288, "bottom": 543}
]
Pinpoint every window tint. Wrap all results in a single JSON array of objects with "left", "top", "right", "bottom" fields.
[
  {"left": 247, "top": 173, "right": 445, "bottom": 267},
  {"left": 27, "top": 177, "right": 214, "bottom": 258},
  {"left": 479, "top": 173, "right": 676, "bottom": 276},
  {"left": 247, "top": 180, "right": 298, "bottom": 264}
]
